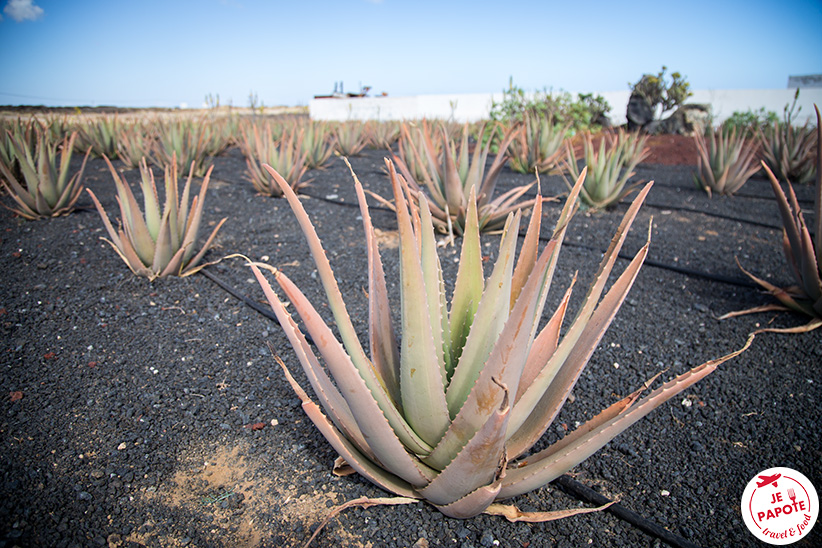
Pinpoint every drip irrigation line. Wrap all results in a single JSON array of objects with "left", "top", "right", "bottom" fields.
[
  {"left": 198, "top": 266, "right": 705, "bottom": 548},
  {"left": 552, "top": 475, "right": 703, "bottom": 548},
  {"left": 536, "top": 236, "right": 759, "bottom": 289},
  {"left": 198, "top": 268, "right": 279, "bottom": 322},
  {"left": 640, "top": 202, "right": 782, "bottom": 231}
]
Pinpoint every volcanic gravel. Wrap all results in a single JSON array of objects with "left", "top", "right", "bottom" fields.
[{"left": 1, "top": 142, "right": 820, "bottom": 548}]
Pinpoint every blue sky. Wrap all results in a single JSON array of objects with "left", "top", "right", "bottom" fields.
[{"left": 1, "top": 0, "right": 821, "bottom": 108}]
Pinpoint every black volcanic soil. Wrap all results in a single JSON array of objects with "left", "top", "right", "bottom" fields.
[{"left": 1, "top": 140, "right": 820, "bottom": 548}]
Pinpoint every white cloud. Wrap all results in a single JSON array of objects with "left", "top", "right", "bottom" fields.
[{"left": 3, "top": 0, "right": 44, "bottom": 22}]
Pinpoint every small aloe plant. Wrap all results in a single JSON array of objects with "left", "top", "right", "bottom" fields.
[
  {"left": 693, "top": 125, "right": 760, "bottom": 196},
  {"left": 87, "top": 155, "right": 226, "bottom": 280},
  {"left": 564, "top": 130, "right": 649, "bottom": 210},
  {"left": 242, "top": 123, "right": 308, "bottom": 196},
  {"left": 333, "top": 122, "right": 368, "bottom": 157},
  {"left": 250, "top": 158, "right": 751, "bottom": 527},
  {"left": 758, "top": 90, "right": 818, "bottom": 185},
  {"left": 300, "top": 120, "right": 336, "bottom": 170},
  {"left": 507, "top": 113, "right": 570, "bottom": 174},
  {"left": 0, "top": 129, "right": 90, "bottom": 220},
  {"left": 389, "top": 121, "right": 528, "bottom": 234},
  {"left": 76, "top": 115, "right": 120, "bottom": 158}
]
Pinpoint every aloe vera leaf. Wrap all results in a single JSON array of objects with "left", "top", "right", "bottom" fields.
[
  {"left": 477, "top": 125, "right": 520, "bottom": 204},
  {"left": 390, "top": 161, "right": 450, "bottom": 446},
  {"left": 419, "top": 383, "right": 509, "bottom": 506},
  {"left": 347, "top": 161, "right": 401, "bottom": 405},
  {"left": 180, "top": 218, "right": 226, "bottom": 277},
  {"left": 151, "top": 209, "right": 173, "bottom": 274},
  {"left": 103, "top": 156, "right": 156, "bottom": 266},
  {"left": 180, "top": 165, "right": 216, "bottom": 266},
  {"left": 86, "top": 188, "right": 124, "bottom": 251},
  {"left": 250, "top": 263, "right": 374, "bottom": 458},
  {"left": 447, "top": 187, "right": 483, "bottom": 372},
  {"left": 275, "top": 353, "right": 420, "bottom": 499},
  {"left": 257, "top": 265, "right": 435, "bottom": 484},
  {"left": 506, "top": 230, "right": 650, "bottom": 457},
  {"left": 498, "top": 335, "right": 754, "bottom": 499},
  {"left": 445, "top": 210, "right": 520, "bottom": 415},
  {"left": 418, "top": 193, "right": 452, "bottom": 376},
  {"left": 433, "top": 481, "right": 503, "bottom": 519},
  {"left": 264, "top": 164, "right": 434, "bottom": 454},
  {"left": 52, "top": 150, "right": 89, "bottom": 214},
  {"left": 737, "top": 260, "right": 817, "bottom": 317},
  {"left": 515, "top": 276, "right": 575, "bottom": 403},
  {"left": 443, "top": 129, "right": 465, "bottom": 213}
]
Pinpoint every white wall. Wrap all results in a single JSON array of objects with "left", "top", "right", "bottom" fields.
[{"left": 310, "top": 89, "right": 822, "bottom": 126}]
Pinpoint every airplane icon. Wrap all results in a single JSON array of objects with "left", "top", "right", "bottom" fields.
[{"left": 757, "top": 473, "right": 781, "bottom": 488}]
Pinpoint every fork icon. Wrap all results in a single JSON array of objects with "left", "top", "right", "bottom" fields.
[{"left": 788, "top": 488, "right": 797, "bottom": 504}]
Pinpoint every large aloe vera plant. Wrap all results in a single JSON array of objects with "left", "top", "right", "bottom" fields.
[
  {"left": 251, "top": 159, "right": 751, "bottom": 523},
  {"left": 87, "top": 156, "right": 226, "bottom": 280},
  {"left": 0, "top": 129, "right": 90, "bottom": 220}
]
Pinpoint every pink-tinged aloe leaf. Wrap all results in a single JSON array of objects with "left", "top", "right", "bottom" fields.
[
  {"left": 443, "top": 130, "right": 465, "bottom": 213},
  {"left": 447, "top": 187, "right": 483, "bottom": 374},
  {"left": 252, "top": 269, "right": 373, "bottom": 459},
  {"left": 389, "top": 160, "right": 450, "bottom": 446},
  {"left": 509, "top": 371, "right": 665, "bottom": 476},
  {"left": 150, "top": 210, "right": 173, "bottom": 274},
  {"left": 736, "top": 260, "right": 817, "bottom": 318},
  {"left": 506, "top": 224, "right": 651, "bottom": 458},
  {"left": 498, "top": 334, "right": 754, "bottom": 499},
  {"left": 762, "top": 163, "right": 805, "bottom": 267},
  {"left": 477, "top": 124, "right": 520, "bottom": 205},
  {"left": 418, "top": 193, "right": 452, "bottom": 375},
  {"left": 814, "top": 105, "right": 821, "bottom": 269},
  {"left": 180, "top": 217, "right": 227, "bottom": 277},
  {"left": 86, "top": 188, "right": 124, "bottom": 251},
  {"left": 515, "top": 275, "right": 575, "bottom": 403},
  {"left": 114, "top": 229, "right": 154, "bottom": 277},
  {"left": 253, "top": 263, "right": 435, "bottom": 484},
  {"left": 511, "top": 188, "right": 544, "bottom": 307},
  {"left": 433, "top": 481, "right": 504, "bottom": 519},
  {"left": 273, "top": 354, "right": 420, "bottom": 500},
  {"left": 264, "top": 163, "right": 433, "bottom": 455},
  {"left": 345, "top": 159, "right": 401, "bottom": 405},
  {"left": 485, "top": 499, "right": 616, "bottom": 523},
  {"left": 419, "top": 381, "right": 509, "bottom": 506},
  {"left": 445, "top": 210, "right": 520, "bottom": 416},
  {"left": 158, "top": 246, "right": 189, "bottom": 280},
  {"left": 179, "top": 164, "right": 215, "bottom": 265}
]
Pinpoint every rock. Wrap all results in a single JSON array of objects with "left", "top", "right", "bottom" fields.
[
  {"left": 626, "top": 91, "right": 654, "bottom": 130},
  {"left": 646, "top": 104, "right": 712, "bottom": 135}
]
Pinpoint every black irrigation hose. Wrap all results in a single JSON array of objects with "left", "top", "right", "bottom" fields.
[
  {"left": 199, "top": 267, "right": 704, "bottom": 548},
  {"left": 552, "top": 474, "right": 703, "bottom": 548},
  {"left": 535, "top": 236, "right": 760, "bottom": 289},
  {"left": 641, "top": 202, "right": 783, "bottom": 231}
]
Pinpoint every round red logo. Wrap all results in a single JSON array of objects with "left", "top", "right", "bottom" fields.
[{"left": 741, "top": 467, "right": 818, "bottom": 545}]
